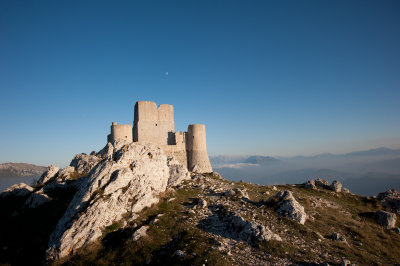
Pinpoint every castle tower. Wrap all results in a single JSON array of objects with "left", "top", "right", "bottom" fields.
[
  {"left": 133, "top": 101, "right": 174, "bottom": 145},
  {"left": 108, "top": 122, "right": 133, "bottom": 143},
  {"left": 187, "top": 124, "right": 213, "bottom": 173}
]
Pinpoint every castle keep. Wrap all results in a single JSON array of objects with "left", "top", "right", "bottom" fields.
[{"left": 107, "top": 101, "right": 212, "bottom": 173}]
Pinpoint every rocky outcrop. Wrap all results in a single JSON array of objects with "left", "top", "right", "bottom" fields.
[
  {"left": 305, "top": 179, "right": 347, "bottom": 193},
  {"left": 58, "top": 166, "right": 75, "bottom": 180},
  {"left": 304, "top": 180, "right": 317, "bottom": 189},
  {"left": 376, "top": 210, "right": 397, "bottom": 229},
  {"left": 69, "top": 153, "right": 100, "bottom": 174},
  {"left": 167, "top": 157, "right": 190, "bottom": 187},
  {"left": 199, "top": 207, "right": 281, "bottom": 243},
  {"left": 36, "top": 165, "right": 59, "bottom": 186},
  {"left": 97, "top": 142, "right": 114, "bottom": 159},
  {"left": 331, "top": 232, "right": 347, "bottom": 243},
  {"left": 378, "top": 189, "right": 400, "bottom": 215},
  {"left": 46, "top": 142, "right": 173, "bottom": 261},
  {"left": 0, "top": 183, "right": 33, "bottom": 197},
  {"left": 268, "top": 190, "right": 307, "bottom": 224},
  {"left": 24, "top": 188, "right": 52, "bottom": 208},
  {"left": 132, "top": 225, "right": 149, "bottom": 241},
  {"left": 330, "top": 180, "right": 342, "bottom": 192},
  {"left": 315, "top": 178, "right": 330, "bottom": 189}
]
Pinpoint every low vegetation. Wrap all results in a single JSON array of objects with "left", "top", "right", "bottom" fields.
[{"left": 1, "top": 173, "right": 399, "bottom": 265}]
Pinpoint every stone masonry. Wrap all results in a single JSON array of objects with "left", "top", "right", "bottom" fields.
[{"left": 107, "top": 101, "right": 212, "bottom": 173}]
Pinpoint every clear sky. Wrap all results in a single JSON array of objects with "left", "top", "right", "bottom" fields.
[{"left": 0, "top": 0, "right": 399, "bottom": 167}]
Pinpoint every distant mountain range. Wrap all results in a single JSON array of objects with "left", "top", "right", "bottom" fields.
[
  {"left": 0, "top": 163, "right": 45, "bottom": 191},
  {"left": 244, "top": 156, "right": 281, "bottom": 165},
  {"left": 0, "top": 163, "right": 46, "bottom": 178},
  {"left": 211, "top": 147, "right": 400, "bottom": 196},
  {"left": 210, "top": 147, "right": 400, "bottom": 165}
]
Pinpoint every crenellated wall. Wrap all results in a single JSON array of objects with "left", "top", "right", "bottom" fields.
[
  {"left": 108, "top": 101, "right": 212, "bottom": 173},
  {"left": 133, "top": 101, "right": 174, "bottom": 145}
]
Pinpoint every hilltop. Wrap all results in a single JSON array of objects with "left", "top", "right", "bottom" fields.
[
  {"left": 0, "top": 162, "right": 46, "bottom": 178},
  {"left": 0, "top": 141, "right": 399, "bottom": 265}
]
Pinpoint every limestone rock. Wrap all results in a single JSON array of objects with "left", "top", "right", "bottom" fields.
[
  {"left": 269, "top": 190, "right": 307, "bottom": 224},
  {"left": 0, "top": 183, "right": 33, "bottom": 198},
  {"left": 341, "top": 259, "right": 356, "bottom": 266},
  {"left": 58, "top": 166, "right": 75, "bottom": 180},
  {"left": 167, "top": 157, "right": 190, "bottom": 187},
  {"left": 230, "top": 213, "right": 281, "bottom": 242},
  {"left": 377, "top": 189, "right": 400, "bottom": 215},
  {"left": 46, "top": 143, "right": 170, "bottom": 261},
  {"left": 174, "top": 250, "right": 187, "bottom": 257},
  {"left": 331, "top": 232, "right": 346, "bottom": 242},
  {"left": 199, "top": 210, "right": 281, "bottom": 243},
  {"left": 315, "top": 178, "right": 330, "bottom": 189},
  {"left": 97, "top": 142, "right": 114, "bottom": 159},
  {"left": 36, "top": 165, "right": 59, "bottom": 186},
  {"left": 330, "top": 180, "right": 342, "bottom": 193},
  {"left": 211, "top": 172, "right": 222, "bottom": 179},
  {"left": 69, "top": 153, "right": 100, "bottom": 174},
  {"left": 198, "top": 198, "right": 208, "bottom": 209},
  {"left": 304, "top": 180, "right": 317, "bottom": 189},
  {"left": 342, "top": 188, "right": 350, "bottom": 194},
  {"left": 24, "top": 188, "right": 52, "bottom": 208},
  {"left": 233, "top": 188, "right": 249, "bottom": 199},
  {"left": 132, "top": 225, "right": 149, "bottom": 241},
  {"left": 376, "top": 210, "right": 397, "bottom": 229}
]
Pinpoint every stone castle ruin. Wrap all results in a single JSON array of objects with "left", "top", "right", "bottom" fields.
[{"left": 107, "top": 101, "right": 212, "bottom": 173}]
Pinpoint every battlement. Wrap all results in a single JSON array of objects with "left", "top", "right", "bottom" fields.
[{"left": 108, "top": 101, "right": 212, "bottom": 173}]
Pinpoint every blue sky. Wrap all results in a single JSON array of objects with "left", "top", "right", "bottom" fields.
[{"left": 0, "top": 0, "right": 399, "bottom": 167}]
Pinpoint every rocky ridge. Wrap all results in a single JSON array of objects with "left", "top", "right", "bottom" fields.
[{"left": 0, "top": 144, "right": 400, "bottom": 265}]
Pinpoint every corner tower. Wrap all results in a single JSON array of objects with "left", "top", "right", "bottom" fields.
[
  {"left": 187, "top": 124, "right": 213, "bottom": 173},
  {"left": 107, "top": 122, "right": 133, "bottom": 143}
]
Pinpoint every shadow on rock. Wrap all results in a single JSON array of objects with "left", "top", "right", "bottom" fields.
[{"left": 197, "top": 204, "right": 281, "bottom": 244}]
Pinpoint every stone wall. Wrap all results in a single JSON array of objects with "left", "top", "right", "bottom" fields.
[
  {"left": 107, "top": 101, "right": 212, "bottom": 173},
  {"left": 110, "top": 122, "right": 133, "bottom": 143},
  {"left": 133, "top": 101, "right": 174, "bottom": 145}
]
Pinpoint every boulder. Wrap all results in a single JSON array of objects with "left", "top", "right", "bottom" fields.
[
  {"left": 69, "top": 153, "right": 100, "bottom": 174},
  {"left": 342, "top": 188, "right": 350, "bottom": 194},
  {"left": 46, "top": 143, "right": 171, "bottom": 261},
  {"left": 57, "top": 166, "right": 75, "bottom": 180},
  {"left": 198, "top": 198, "right": 208, "bottom": 209},
  {"left": 376, "top": 210, "right": 397, "bottom": 229},
  {"left": 167, "top": 157, "right": 190, "bottom": 187},
  {"left": 36, "top": 165, "right": 59, "bottom": 186},
  {"left": 330, "top": 180, "right": 342, "bottom": 193},
  {"left": 199, "top": 209, "right": 281, "bottom": 243},
  {"left": 174, "top": 250, "right": 187, "bottom": 257},
  {"left": 268, "top": 190, "right": 307, "bottom": 224},
  {"left": 315, "top": 178, "right": 330, "bottom": 189},
  {"left": 377, "top": 189, "right": 400, "bottom": 215},
  {"left": 0, "top": 183, "right": 33, "bottom": 198},
  {"left": 304, "top": 180, "right": 317, "bottom": 189},
  {"left": 211, "top": 172, "right": 222, "bottom": 179},
  {"left": 341, "top": 259, "right": 356, "bottom": 266},
  {"left": 97, "top": 142, "right": 114, "bottom": 159},
  {"left": 331, "top": 232, "right": 346, "bottom": 242},
  {"left": 24, "top": 188, "right": 52, "bottom": 208},
  {"left": 132, "top": 225, "right": 149, "bottom": 241},
  {"left": 229, "top": 213, "right": 282, "bottom": 242}
]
